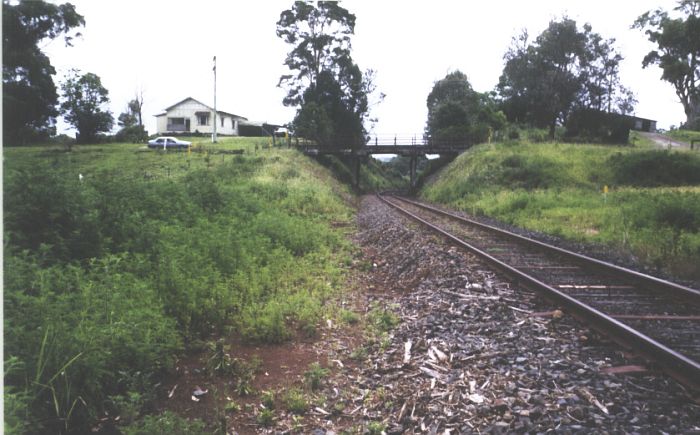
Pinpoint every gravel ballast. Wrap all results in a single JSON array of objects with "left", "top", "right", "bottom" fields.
[{"left": 310, "top": 195, "right": 700, "bottom": 434}]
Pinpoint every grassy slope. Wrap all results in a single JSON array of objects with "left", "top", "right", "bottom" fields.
[
  {"left": 667, "top": 129, "right": 700, "bottom": 144},
  {"left": 3, "top": 138, "right": 359, "bottom": 433},
  {"left": 421, "top": 139, "right": 700, "bottom": 280}
]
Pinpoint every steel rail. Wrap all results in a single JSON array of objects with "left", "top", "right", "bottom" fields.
[
  {"left": 377, "top": 193, "right": 700, "bottom": 391},
  {"left": 394, "top": 195, "right": 700, "bottom": 302}
]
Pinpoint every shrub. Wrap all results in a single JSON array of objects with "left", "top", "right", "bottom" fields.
[
  {"left": 609, "top": 150, "right": 700, "bottom": 187},
  {"left": 115, "top": 125, "right": 148, "bottom": 144}
]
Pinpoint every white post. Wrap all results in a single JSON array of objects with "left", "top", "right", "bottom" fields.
[{"left": 213, "top": 55, "right": 217, "bottom": 143}]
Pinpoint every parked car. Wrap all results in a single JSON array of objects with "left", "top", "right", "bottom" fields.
[
  {"left": 147, "top": 136, "right": 191, "bottom": 149},
  {"left": 274, "top": 127, "right": 289, "bottom": 137}
]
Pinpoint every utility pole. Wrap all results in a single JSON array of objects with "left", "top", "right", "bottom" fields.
[{"left": 212, "top": 55, "right": 217, "bottom": 143}]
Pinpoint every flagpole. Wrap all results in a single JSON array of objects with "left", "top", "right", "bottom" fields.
[{"left": 213, "top": 55, "right": 217, "bottom": 143}]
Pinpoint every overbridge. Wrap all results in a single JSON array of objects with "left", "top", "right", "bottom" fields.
[{"left": 299, "top": 135, "right": 472, "bottom": 188}]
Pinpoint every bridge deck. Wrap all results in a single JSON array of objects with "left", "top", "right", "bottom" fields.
[{"left": 302, "top": 144, "right": 470, "bottom": 157}]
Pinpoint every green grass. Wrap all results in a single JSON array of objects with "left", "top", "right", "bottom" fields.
[
  {"left": 3, "top": 138, "right": 355, "bottom": 433},
  {"left": 667, "top": 129, "right": 700, "bottom": 144},
  {"left": 422, "top": 140, "right": 700, "bottom": 279}
]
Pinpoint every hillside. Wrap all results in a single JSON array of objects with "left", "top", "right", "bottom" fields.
[
  {"left": 421, "top": 138, "right": 700, "bottom": 281},
  {"left": 3, "top": 138, "right": 362, "bottom": 433}
]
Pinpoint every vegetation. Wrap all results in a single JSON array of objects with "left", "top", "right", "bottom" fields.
[
  {"left": 115, "top": 93, "right": 148, "bottom": 144},
  {"left": 634, "top": 1, "right": 700, "bottom": 129},
  {"left": 276, "top": 1, "right": 382, "bottom": 148},
  {"left": 59, "top": 70, "right": 114, "bottom": 144},
  {"left": 497, "top": 18, "right": 635, "bottom": 138},
  {"left": 422, "top": 140, "right": 700, "bottom": 279},
  {"left": 3, "top": 138, "right": 354, "bottom": 433},
  {"left": 426, "top": 71, "right": 505, "bottom": 144},
  {"left": 2, "top": 0, "right": 84, "bottom": 145},
  {"left": 667, "top": 128, "right": 700, "bottom": 144}
]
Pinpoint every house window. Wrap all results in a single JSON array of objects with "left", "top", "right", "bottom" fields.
[
  {"left": 196, "top": 112, "right": 210, "bottom": 126},
  {"left": 167, "top": 117, "right": 187, "bottom": 132},
  {"left": 221, "top": 116, "right": 225, "bottom": 127}
]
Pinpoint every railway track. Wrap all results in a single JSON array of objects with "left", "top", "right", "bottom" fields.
[{"left": 378, "top": 193, "right": 700, "bottom": 391}]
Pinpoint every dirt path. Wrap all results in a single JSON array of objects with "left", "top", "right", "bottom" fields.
[{"left": 638, "top": 131, "right": 692, "bottom": 149}]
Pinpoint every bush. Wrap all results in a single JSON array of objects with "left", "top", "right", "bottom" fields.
[
  {"left": 565, "top": 109, "right": 632, "bottom": 144},
  {"left": 115, "top": 125, "right": 148, "bottom": 143},
  {"left": 3, "top": 145, "right": 353, "bottom": 431},
  {"left": 609, "top": 150, "right": 700, "bottom": 187}
]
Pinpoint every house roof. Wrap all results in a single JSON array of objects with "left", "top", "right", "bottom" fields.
[{"left": 154, "top": 97, "right": 248, "bottom": 120}]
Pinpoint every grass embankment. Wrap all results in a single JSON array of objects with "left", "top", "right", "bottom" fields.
[
  {"left": 3, "top": 138, "right": 356, "bottom": 433},
  {"left": 421, "top": 140, "right": 700, "bottom": 279},
  {"left": 667, "top": 128, "right": 700, "bottom": 144}
]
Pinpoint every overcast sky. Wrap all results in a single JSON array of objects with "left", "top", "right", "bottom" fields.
[{"left": 44, "top": 0, "right": 684, "bottom": 137}]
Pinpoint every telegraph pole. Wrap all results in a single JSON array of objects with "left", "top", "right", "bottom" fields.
[{"left": 212, "top": 55, "right": 217, "bottom": 143}]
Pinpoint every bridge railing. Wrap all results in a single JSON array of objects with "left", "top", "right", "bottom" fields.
[{"left": 293, "top": 134, "right": 471, "bottom": 150}]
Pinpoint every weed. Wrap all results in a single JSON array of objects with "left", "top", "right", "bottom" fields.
[
  {"left": 304, "top": 362, "right": 330, "bottom": 391},
  {"left": 256, "top": 408, "right": 275, "bottom": 427},
  {"left": 235, "top": 376, "right": 254, "bottom": 397},
  {"left": 261, "top": 390, "right": 275, "bottom": 409},
  {"left": 350, "top": 346, "right": 368, "bottom": 361},
  {"left": 283, "top": 388, "right": 309, "bottom": 414},
  {"left": 367, "top": 421, "right": 387, "bottom": 435},
  {"left": 109, "top": 392, "right": 144, "bottom": 426},
  {"left": 122, "top": 411, "right": 206, "bottom": 435},
  {"left": 224, "top": 401, "right": 241, "bottom": 413},
  {"left": 367, "top": 304, "right": 400, "bottom": 333},
  {"left": 291, "top": 414, "right": 305, "bottom": 431},
  {"left": 206, "top": 339, "right": 234, "bottom": 376},
  {"left": 339, "top": 309, "right": 360, "bottom": 325},
  {"left": 3, "top": 140, "right": 354, "bottom": 430}
]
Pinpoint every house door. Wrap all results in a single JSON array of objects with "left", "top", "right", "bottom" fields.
[{"left": 185, "top": 119, "right": 191, "bottom": 132}]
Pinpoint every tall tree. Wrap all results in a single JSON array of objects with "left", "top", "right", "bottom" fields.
[
  {"left": 426, "top": 71, "right": 505, "bottom": 144},
  {"left": 115, "top": 92, "right": 147, "bottom": 143},
  {"left": 634, "top": 0, "right": 700, "bottom": 129},
  {"left": 60, "top": 70, "right": 113, "bottom": 144},
  {"left": 497, "top": 18, "right": 633, "bottom": 138},
  {"left": 3, "top": 0, "right": 84, "bottom": 145},
  {"left": 276, "top": 1, "right": 381, "bottom": 148}
]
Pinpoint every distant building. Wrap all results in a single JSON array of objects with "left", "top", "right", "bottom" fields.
[
  {"left": 154, "top": 97, "right": 247, "bottom": 136},
  {"left": 627, "top": 115, "right": 657, "bottom": 133}
]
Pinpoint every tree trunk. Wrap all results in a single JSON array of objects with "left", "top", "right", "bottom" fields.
[
  {"left": 549, "top": 121, "right": 556, "bottom": 139},
  {"left": 685, "top": 97, "right": 700, "bottom": 130}
]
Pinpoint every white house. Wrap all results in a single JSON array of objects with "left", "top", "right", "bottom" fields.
[{"left": 155, "top": 97, "right": 247, "bottom": 136}]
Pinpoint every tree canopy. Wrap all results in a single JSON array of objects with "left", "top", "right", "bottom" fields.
[
  {"left": 497, "top": 18, "right": 635, "bottom": 138},
  {"left": 634, "top": 0, "right": 700, "bottom": 129},
  {"left": 116, "top": 93, "right": 147, "bottom": 143},
  {"left": 276, "top": 1, "right": 381, "bottom": 148},
  {"left": 3, "top": 0, "right": 84, "bottom": 145},
  {"left": 426, "top": 71, "right": 505, "bottom": 144},
  {"left": 60, "top": 70, "right": 114, "bottom": 144}
]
